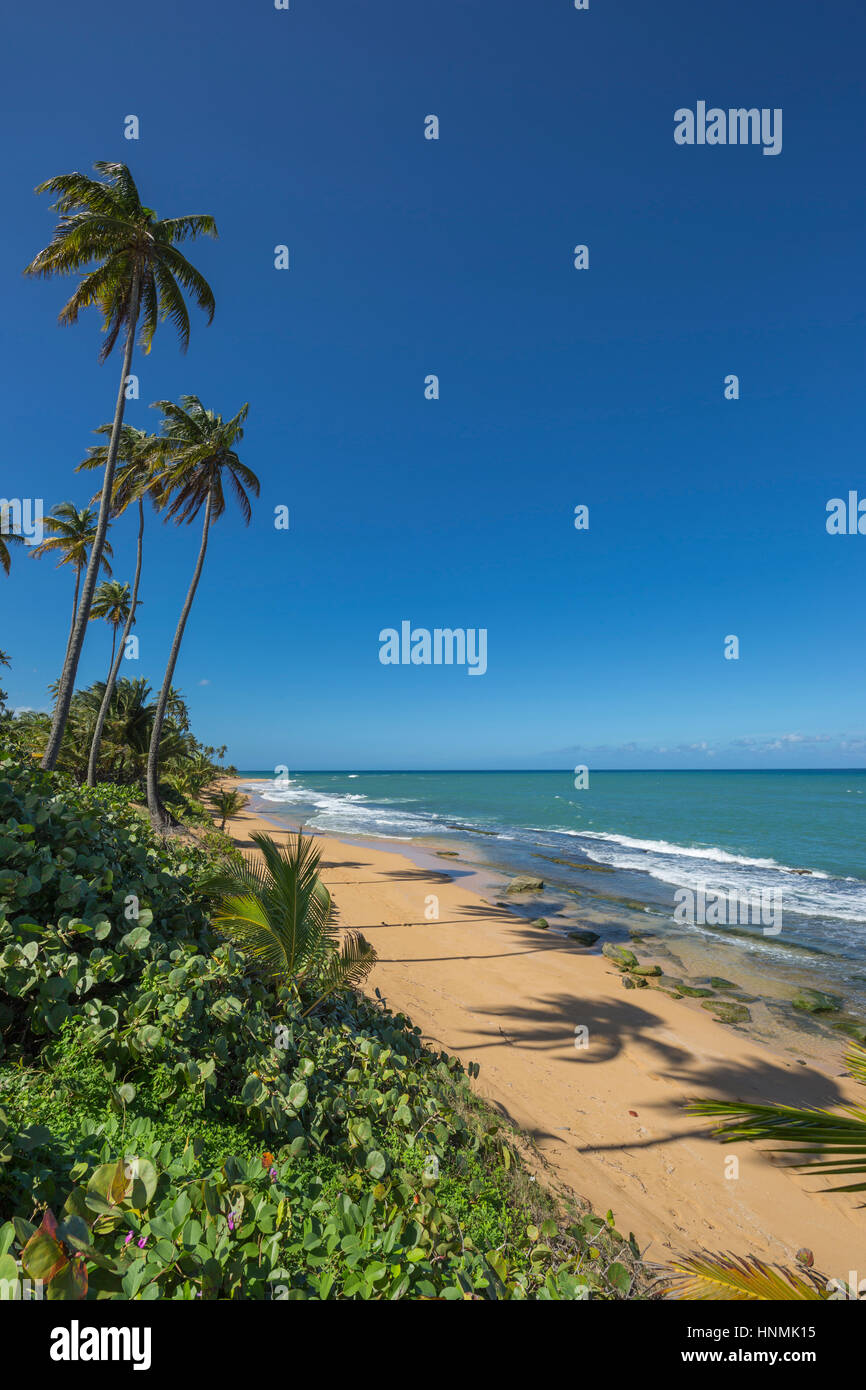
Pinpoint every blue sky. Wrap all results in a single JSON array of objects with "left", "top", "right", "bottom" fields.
[{"left": 1, "top": 0, "right": 864, "bottom": 770}]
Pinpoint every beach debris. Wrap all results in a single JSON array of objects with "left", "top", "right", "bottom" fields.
[
  {"left": 796, "top": 1248, "right": 814, "bottom": 1267},
  {"left": 791, "top": 987, "right": 842, "bottom": 1014},
  {"left": 567, "top": 928, "right": 600, "bottom": 946},
  {"left": 504, "top": 875, "right": 544, "bottom": 894},
  {"left": 628, "top": 1110, "right": 638, "bottom": 1117},
  {"left": 601, "top": 942, "right": 638, "bottom": 970}
]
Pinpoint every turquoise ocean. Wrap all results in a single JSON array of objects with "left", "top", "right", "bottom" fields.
[{"left": 237, "top": 770, "right": 866, "bottom": 1025}]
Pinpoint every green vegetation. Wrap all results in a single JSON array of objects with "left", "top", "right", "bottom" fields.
[
  {"left": 0, "top": 760, "right": 643, "bottom": 1300},
  {"left": 207, "top": 829, "right": 377, "bottom": 1016},
  {"left": 206, "top": 788, "right": 249, "bottom": 832}
]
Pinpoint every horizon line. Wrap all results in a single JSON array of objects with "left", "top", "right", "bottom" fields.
[{"left": 234, "top": 766, "right": 866, "bottom": 775}]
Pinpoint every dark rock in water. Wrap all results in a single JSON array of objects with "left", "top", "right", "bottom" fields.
[
  {"left": 627, "top": 929, "right": 647, "bottom": 941},
  {"left": 789, "top": 868, "right": 812, "bottom": 875},
  {"left": 707, "top": 977, "right": 739, "bottom": 991},
  {"left": 658, "top": 988, "right": 684, "bottom": 999},
  {"left": 602, "top": 942, "right": 638, "bottom": 970},
  {"left": 436, "top": 850, "right": 460, "bottom": 858},
  {"left": 530, "top": 918, "right": 550, "bottom": 930},
  {"left": 621, "top": 975, "right": 636, "bottom": 989},
  {"left": 533, "top": 854, "right": 615, "bottom": 873},
  {"left": 677, "top": 984, "right": 714, "bottom": 998},
  {"left": 505, "top": 875, "right": 544, "bottom": 894},
  {"left": 791, "top": 987, "right": 841, "bottom": 1014},
  {"left": 567, "top": 928, "right": 599, "bottom": 946},
  {"left": 632, "top": 965, "right": 662, "bottom": 977},
  {"left": 701, "top": 1000, "right": 751, "bottom": 1025}
]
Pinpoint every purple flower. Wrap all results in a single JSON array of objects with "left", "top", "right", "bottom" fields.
[
  {"left": 228, "top": 1215, "right": 234, "bottom": 1231},
  {"left": 137, "top": 1237, "right": 146, "bottom": 1249},
  {"left": 124, "top": 1232, "right": 133, "bottom": 1245},
  {"left": 269, "top": 1167, "right": 277, "bottom": 1181}
]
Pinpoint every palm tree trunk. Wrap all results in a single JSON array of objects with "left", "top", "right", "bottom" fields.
[
  {"left": 40, "top": 270, "right": 141, "bottom": 771},
  {"left": 146, "top": 485, "right": 213, "bottom": 828},
  {"left": 67, "top": 566, "right": 81, "bottom": 655},
  {"left": 86, "top": 499, "right": 144, "bottom": 787}
]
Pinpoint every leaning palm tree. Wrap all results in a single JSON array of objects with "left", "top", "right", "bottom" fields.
[
  {"left": 24, "top": 161, "right": 217, "bottom": 771},
  {"left": 89, "top": 580, "right": 131, "bottom": 677},
  {"left": 207, "top": 830, "right": 377, "bottom": 1016},
  {"left": 31, "top": 502, "right": 112, "bottom": 655},
  {"left": 77, "top": 423, "right": 161, "bottom": 785},
  {"left": 207, "top": 787, "right": 249, "bottom": 832},
  {"left": 145, "top": 396, "right": 258, "bottom": 828}
]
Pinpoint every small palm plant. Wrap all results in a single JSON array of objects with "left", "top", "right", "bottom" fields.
[
  {"left": 207, "top": 830, "right": 377, "bottom": 1016},
  {"left": 207, "top": 788, "right": 249, "bottom": 831}
]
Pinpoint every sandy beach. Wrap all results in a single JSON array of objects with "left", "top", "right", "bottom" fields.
[{"left": 223, "top": 785, "right": 866, "bottom": 1279}]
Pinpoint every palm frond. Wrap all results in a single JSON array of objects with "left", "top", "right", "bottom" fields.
[
  {"left": 656, "top": 1251, "right": 829, "bottom": 1301},
  {"left": 688, "top": 1096, "right": 866, "bottom": 1191},
  {"left": 207, "top": 830, "right": 374, "bottom": 1010}
]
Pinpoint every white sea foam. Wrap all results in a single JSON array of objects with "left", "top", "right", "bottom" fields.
[
  {"left": 245, "top": 779, "right": 434, "bottom": 839},
  {"left": 556, "top": 829, "right": 866, "bottom": 923},
  {"left": 240, "top": 781, "right": 866, "bottom": 923}
]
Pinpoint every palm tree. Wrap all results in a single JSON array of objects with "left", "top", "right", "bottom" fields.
[
  {"left": 145, "top": 396, "right": 258, "bottom": 828},
  {"left": 89, "top": 580, "right": 131, "bottom": 675},
  {"left": 207, "top": 787, "right": 249, "bottom": 832},
  {"left": 24, "top": 161, "right": 217, "bottom": 771},
  {"left": 77, "top": 423, "right": 161, "bottom": 785},
  {"left": 31, "top": 503, "right": 112, "bottom": 655},
  {"left": 207, "top": 830, "right": 377, "bottom": 1016}
]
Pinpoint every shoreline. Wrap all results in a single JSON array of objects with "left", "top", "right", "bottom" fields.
[{"left": 220, "top": 779, "right": 866, "bottom": 1275}]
